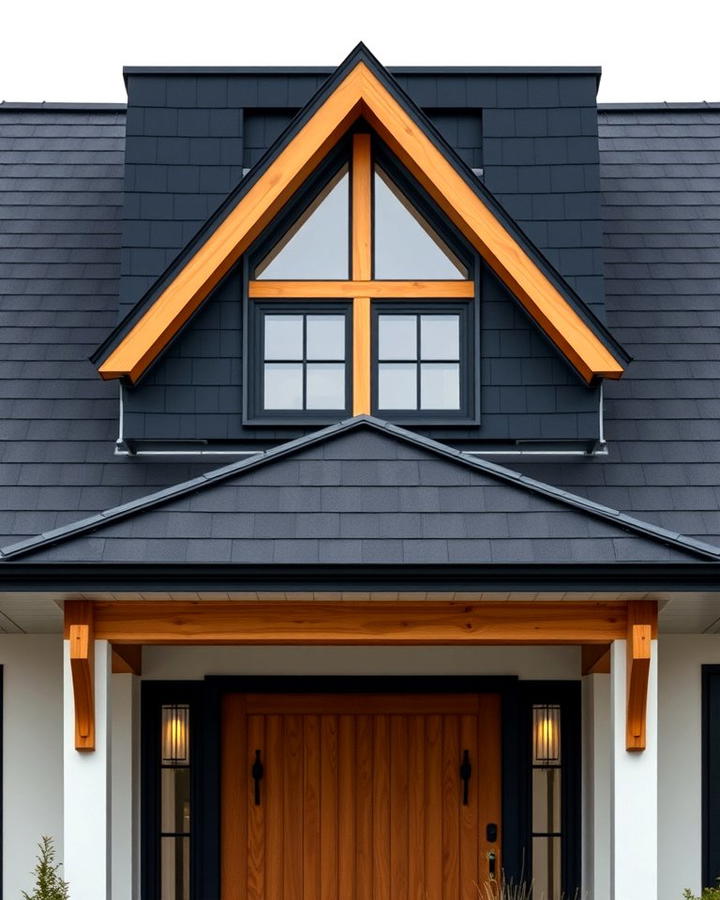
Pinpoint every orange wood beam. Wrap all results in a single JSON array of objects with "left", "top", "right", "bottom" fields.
[
  {"left": 248, "top": 279, "right": 475, "bottom": 298},
  {"left": 98, "top": 61, "right": 625, "bottom": 385},
  {"left": 111, "top": 644, "right": 142, "bottom": 675},
  {"left": 582, "top": 643, "right": 611, "bottom": 675},
  {"left": 352, "top": 133, "right": 372, "bottom": 281},
  {"left": 66, "top": 600, "right": 95, "bottom": 752},
  {"left": 93, "top": 600, "right": 628, "bottom": 646},
  {"left": 353, "top": 296, "right": 371, "bottom": 415},
  {"left": 625, "top": 600, "right": 657, "bottom": 752}
]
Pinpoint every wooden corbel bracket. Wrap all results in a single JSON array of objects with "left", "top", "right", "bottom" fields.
[
  {"left": 626, "top": 598, "right": 657, "bottom": 752},
  {"left": 69, "top": 623, "right": 95, "bottom": 751},
  {"left": 65, "top": 600, "right": 96, "bottom": 752}
]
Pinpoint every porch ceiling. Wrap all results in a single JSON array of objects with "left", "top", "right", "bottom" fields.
[{"left": 2, "top": 590, "right": 720, "bottom": 635}]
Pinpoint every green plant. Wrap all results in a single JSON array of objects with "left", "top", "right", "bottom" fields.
[
  {"left": 683, "top": 884, "right": 720, "bottom": 900},
  {"left": 22, "top": 836, "right": 69, "bottom": 900}
]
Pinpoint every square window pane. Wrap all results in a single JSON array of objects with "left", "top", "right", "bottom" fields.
[
  {"left": 421, "top": 314, "right": 460, "bottom": 360},
  {"left": 378, "top": 315, "right": 417, "bottom": 360},
  {"left": 378, "top": 363, "right": 417, "bottom": 409},
  {"left": 264, "top": 363, "right": 303, "bottom": 409},
  {"left": 264, "top": 314, "right": 303, "bottom": 360},
  {"left": 307, "top": 314, "right": 345, "bottom": 360},
  {"left": 532, "top": 767, "right": 561, "bottom": 834},
  {"left": 161, "top": 767, "right": 191, "bottom": 834},
  {"left": 161, "top": 836, "right": 190, "bottom": 900},
  {"left": 532, "top": 836, "right": 561, "bottom": 900},
  {"left": 420, "top": 363, "right": 460, "bottom": 409},
  {"left": 306, "top": 363, "right": 345, "bottom": 409}
]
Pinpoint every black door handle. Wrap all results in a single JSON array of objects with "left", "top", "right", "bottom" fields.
[
  {"left": 252, "top": 749, "right": 264, "bottom": 806},
  {"left": 459, "top": 749, "right": 472, "bottom": 805}
]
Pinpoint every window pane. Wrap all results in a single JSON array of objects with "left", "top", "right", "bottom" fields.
[
  {"left": 420, "top": 363, "right": 460, "bottom": 409},
  {"left": 307, "top": 315, "right": 345, "bottom": 360},
  {"left": 374, "top": 167, "right": 468, "bottom": 279},
  {"left": 306, "top": 363, "right": 345, "bottom": 409},
  {"left": 532, "top": 767, "right": 561, "bottom": 834},
  {"left": 378, "top": 315, "right": 417, "bottom": 360},
  {"left": 532, "top": 836, "right": 561, "bottom": 900},
  {"left": 378, "top": 363, "right": 417, "bottom": 409},
  {"left": 264, "top": 315, "right": 303, "bottom": 360},
  {"left": 264, "top": 363, "right": 303, "bottom": 409},
  {"left": 255, "top": 167, "right": 349, "bottom": 279},
  {"left": 161, "top": 836, "right": 190, "bottom": 900},
  {"left": 421, "top": 314, "right": 460, "bottom": 360},
  {"left": 161, "top": 767, "right": 191, "bottom": 834}
]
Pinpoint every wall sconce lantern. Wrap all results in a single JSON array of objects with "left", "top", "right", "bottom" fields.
[
  {"left": 533, "top": 704, "right": 561, "bottom": 766},
  {"left": 161, "top": 704, "right": 190, "bottom": 766}
]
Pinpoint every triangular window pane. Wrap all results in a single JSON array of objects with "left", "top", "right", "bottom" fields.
[
  {"left": 374, "top": 167, "right": 468, "bottom": 279},
  {"left": 255, "top": 166, "right": 349, "bottom": 279}
]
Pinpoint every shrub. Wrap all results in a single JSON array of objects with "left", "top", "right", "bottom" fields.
[
  {"left": 22, "top": 836, "right": 69, "bottom": 900},
  {"left": 683, "top": 887, "right": 720, "bottom": 900}
]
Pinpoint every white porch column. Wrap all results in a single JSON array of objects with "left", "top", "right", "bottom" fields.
[
  {"left": 64, "top": 639, "right": 112, "bottom": 899},
  {"left": 112, "top": 673, "right": 139, "bottom": 900},
  {"left": 582, "top": 672, "right": 611, "bottom": 899},
  {"left": 610, "top": 639, "right": 658, "bottom": 900}
]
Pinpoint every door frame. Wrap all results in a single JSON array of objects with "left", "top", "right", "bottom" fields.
[{"left": 141, "top": 675, "right": 581, "bottom": 899}]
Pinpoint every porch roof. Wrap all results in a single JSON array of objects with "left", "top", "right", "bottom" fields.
[{"left": 2, "top": 416, "right": 717, "bottom": 565}]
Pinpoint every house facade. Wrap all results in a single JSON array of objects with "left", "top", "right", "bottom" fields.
[{"left": 0, "top": 44, "right": 719, "bottom": 900}]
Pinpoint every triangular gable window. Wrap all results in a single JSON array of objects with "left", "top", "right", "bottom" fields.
[
  {"left": 374, "top": 166, "right": 468, "bottom": 280},
  {"left": 255, "top": 165, "right": 350, "bottom": 280}
]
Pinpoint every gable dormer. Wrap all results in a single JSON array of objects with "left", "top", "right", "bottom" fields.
[{"left": 94, "top": 46, "right": 628, "bottom": 452}]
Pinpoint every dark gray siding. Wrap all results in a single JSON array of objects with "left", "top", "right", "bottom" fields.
[
  {"left": 121, "top": 70, "right": 605, "bottom": 318},
  {"left": 121, "top": 264, "right": 600, "bottom": 443}
]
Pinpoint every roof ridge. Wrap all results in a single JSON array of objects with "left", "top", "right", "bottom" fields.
[{"left": 2, "top": 416, "right": 718, "bottom": 562}]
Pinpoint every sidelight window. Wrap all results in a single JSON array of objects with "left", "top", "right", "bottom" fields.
[{"left": 160, "top": 704, "right": 191, "bottom": 900}]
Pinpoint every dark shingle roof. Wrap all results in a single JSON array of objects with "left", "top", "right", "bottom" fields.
[
  {"left": 0, "top": 107, "right": 216, "bottom": 545},
  {"left": 1, "top": 102, "right": 720, "bottom": 561},
  {"left": 2, "top": 418, "right": 712, "bottom": 564},
  {"left": 516, "top": 107, "right": 720, "bottom": 545}
]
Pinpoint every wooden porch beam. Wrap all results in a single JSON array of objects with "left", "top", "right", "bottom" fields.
[
  {"left": 92, "top": 600, "right": 628, "bottom": 646},
  {"left": 65, "top": 601, "right": 95, "bottom": 751},
  {"left": 111, "top": 644, "right": 142, "bottom": 675},
  {"left": 626, "top": 600, "right": 657, "bottom": 752}
]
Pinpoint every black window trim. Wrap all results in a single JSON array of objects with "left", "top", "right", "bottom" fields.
[
  {"left": 371, "top": 298, "right": 479, "bottom": 425},
  {"left": 245, "top": 299, "right": 353, "bottom": 425}
]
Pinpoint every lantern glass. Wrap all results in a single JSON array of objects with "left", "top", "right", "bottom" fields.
[
  {"left": 533, "top": 704, "right": 561, "bottom": 766},
  {"left": 162, "top": 705, "right": 190, "bottom": 766}
]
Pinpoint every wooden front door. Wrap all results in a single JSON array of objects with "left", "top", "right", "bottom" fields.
[{"left": 221, "top": 692, "right": 502, "bottom": 899}]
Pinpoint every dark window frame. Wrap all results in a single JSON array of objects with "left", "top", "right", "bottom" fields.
[
  {"left": 246, "top": 300, "right": 353, "bottom": 424},
  {"left": 372, "top": 299, "right": 478, "bottom": 424},
  {"left": 703, "top": 665, "right": 720, "bottom": 887}
]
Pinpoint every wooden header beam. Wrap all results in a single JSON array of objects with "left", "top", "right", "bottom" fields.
[{"left": 92, "top": 600, "right": 627, "bottom": 646}]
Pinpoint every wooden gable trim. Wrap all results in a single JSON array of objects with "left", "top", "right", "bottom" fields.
[{"left": 97, "top": 61, "right": 625, "bottom": 385}]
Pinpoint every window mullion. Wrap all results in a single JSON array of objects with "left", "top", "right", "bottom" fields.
[{"left": 351, "top": 133, "right": 373, "bottom": 416}]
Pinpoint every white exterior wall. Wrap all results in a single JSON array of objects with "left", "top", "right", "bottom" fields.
[
  {"left": 658, "top": 634, "right": 720, "bottom": 900},
  {"left": 0, "top": 635, "right": 63, "bottom": 899}
]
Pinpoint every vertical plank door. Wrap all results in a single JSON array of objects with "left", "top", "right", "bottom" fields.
[{"left": 222, "top": 693, "right": 502, "bottom": 899}]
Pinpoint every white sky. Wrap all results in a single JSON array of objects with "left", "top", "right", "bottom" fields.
[{"left": 1, "top": 0, "right": 719, "bottom": 104}]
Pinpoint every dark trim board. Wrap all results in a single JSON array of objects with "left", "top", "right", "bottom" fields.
[
  {"left": 703, "top": 666, "right": 720, "bottom": 887},
  {"left": 141, "top": 674, "right": 581, "bottom": 899},
  {"left": 2, "top": 562, "right": 720, "bottom": 592}
]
